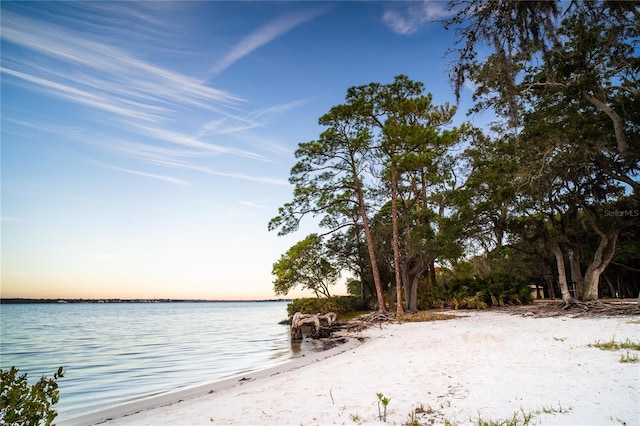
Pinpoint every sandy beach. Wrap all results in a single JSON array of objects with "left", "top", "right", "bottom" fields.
[{"left": 63, "top": 306, "right": 639, "bottom": 426}]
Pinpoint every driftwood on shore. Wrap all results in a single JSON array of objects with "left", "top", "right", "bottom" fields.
[{"left": 290, "top": 312, "right": 337, "bottom": 340}]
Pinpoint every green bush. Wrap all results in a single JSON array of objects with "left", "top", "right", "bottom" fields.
[
  {"left": 1, "top": 366, "right": 64, "bottom": 426},
  {"left": 419, "top": 273, "right": 533, "bottom": 310},
  {"left": 286, "top": 296, "right": 367, "bottom": 318}
]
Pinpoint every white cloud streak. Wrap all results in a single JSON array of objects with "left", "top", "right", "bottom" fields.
[
  {"left": 237, "top": 200, "right": 268, "bottom": 209},
  {"left": 108, "top": 166, "right": 189, "bottom": 186},
  {"left": 1, "top": 67, "right": 167, "bottom": 122},
  {"left": 382, "top": 1, "right": 452, "bottom": 35},
  {"left": 1, "top": 11, "right": 241, "bottom": 117},
  {"left": 208, "top": 8, "right": 327, "bottom": 77},
  {"left": 1, "top": 4, "right": 306, "bottom": 187}
]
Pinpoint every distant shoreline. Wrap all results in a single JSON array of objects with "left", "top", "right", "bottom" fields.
[{"left": 0, "top": 298, "right": 292, "bottom": 304}]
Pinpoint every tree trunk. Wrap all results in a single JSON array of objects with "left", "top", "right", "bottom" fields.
[
  {"left": 401, "top": 263, "right": 411, "bottom": 310},
  {"left": 581, "top": 229, "right": 620, "bottom": 302},
  {"left": 550, "top": 241, "right": 573, "bottom": 306},
  {"left": 409, "top": 275, "right": 419, "bottom": 312},
  {"left": 354, "top": 171, "right": 387, "bottom": 313},
  {"left": 429, "top": 260, "right": 437, "bottom": 290},
  {"left": 568, "top": 248, "right": 584, "bottom": 299},
  {"left": 543, "top": 264, "right": 556, "bottom": 299},
  {"left": 582, "top": 270, "right": 601, "bottom": 301},
  {"left": 401, "top": 262, "right": 421, "bottom": 313},
  {"left": 391, "top": 166, "right": 404, "bottom": 314},
  {"left": 355, "top": 234, "right": 367, "bottom": 304}
]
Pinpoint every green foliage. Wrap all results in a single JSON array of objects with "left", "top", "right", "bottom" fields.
[
  {"left": 536, "top": 404, "right": 572, "bottom": 415},
  {"left": 0, "top": 366, "right": 64, "bottom": 426},
  {"left": 396, "top": 311, "right": 458, "bottom": 323},
  {"left": 272, "top": 234, "right": 340, "bottom": 298},
  {"left": 408, "top": 402, "right": 572, "bottom": 426},
  {"left": 376, "top": 393, "right": 390, "bottom": 422},
  {"left": 470, "top": 409, "right": 534, "bottom": 426},
  {"left": 589, "top": 338, "right": 640, "bottom": 351},
  {"left": 421, "top": 273, "right": 533, "bottom": 310},
  {"left": 404, "top": 410, "right": 420, "bottom": 426},
  {"left": 619, "top": 352, "right": 640, "bottom": 363},
  {"left": 286, "top": 296, "right": 366, "bottom": 318},
  {"left": 589, "top": 338, "right": 640, "bottom": 363}
]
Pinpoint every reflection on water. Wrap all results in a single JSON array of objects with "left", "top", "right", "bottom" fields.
[
  {"left": 0, "top": 301, "right": 292, "bottom": 420},
  {"left": 290, "top": 339, "right": 304, "bottom": 357},
  {"left": 289, "top": 329, "right": 333, "bottom": 356}
]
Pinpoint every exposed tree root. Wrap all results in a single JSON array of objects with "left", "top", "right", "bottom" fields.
[
  {"left": 512, "top": 299, "right": 639, "bottom": 318},
  {"left": 560, "top": 299, "right": 600, "bottom": 310}
]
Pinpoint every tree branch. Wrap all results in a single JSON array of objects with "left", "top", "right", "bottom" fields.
[{"left": 583, "top": 92, "right": 628, "bottom": 154}]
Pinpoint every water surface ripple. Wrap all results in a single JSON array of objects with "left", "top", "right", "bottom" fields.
[{"left": 0, "top": 301, "right": 292, "bottom": 420}]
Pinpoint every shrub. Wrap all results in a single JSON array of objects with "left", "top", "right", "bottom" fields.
[
  {"left": 0, "top": 366, "right": 64, "bottom": 426},
  {"left": 419, "top": 273, "right": 533, "bottom": 310},
  {"left": 286, "top": 296, "right": 367, "bottom": 318}
]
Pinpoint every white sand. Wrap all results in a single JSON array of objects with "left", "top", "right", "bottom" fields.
[{"left": 63, "top": 310, "right": 639, "bottom": 426}]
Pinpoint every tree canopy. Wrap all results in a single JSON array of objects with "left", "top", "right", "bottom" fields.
[{"left": 269, "top": 1, "right": 639, "bottom": 310}]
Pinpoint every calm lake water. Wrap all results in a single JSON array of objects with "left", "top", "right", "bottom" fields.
[{"left": 0, "top": 301, "right": 293, "bottom": 421}]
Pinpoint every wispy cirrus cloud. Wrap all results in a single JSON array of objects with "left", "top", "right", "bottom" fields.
[
  {"left": 208, "top": 8, "right": 328, "bottom": 78},
  {"left": 1, "top": 67, "right": 168, "bottom": 122},
  {"left": 1, "top": 4, "right": 302, "bottom": 187},
  {"left": 382, "top": 1, "right": 452, "bottom": 35},
  {"left": 130, "top": 123, "right": 270, "bottom": 161},
  {"left": 251, "top": 98, "right": 311, "bottom": 119},
  {"left": 195, "top": 98, "right": 310, "bottom": 140},
  {"left": 83, "top": 135, "right": 289, "bottom": 186},
  {"left": 105, "top": 165, "right": 189, "bottom": 186},
  {"left": 237, "top": 200, "right": 268, "bottom": 209},
  {"left": 1, "top": 10, "right": 241, "bottom": 119}
]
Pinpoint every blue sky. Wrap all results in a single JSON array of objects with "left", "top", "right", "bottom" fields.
[{"left": 1, "top": 1, "right": 482, "bottom": 300}]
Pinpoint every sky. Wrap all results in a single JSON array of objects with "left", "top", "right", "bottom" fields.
[{"left": 1, "top": 1, "right": 483, "bottom": 300}]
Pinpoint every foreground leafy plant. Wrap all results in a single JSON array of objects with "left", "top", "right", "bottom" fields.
[
  {"left": 377, "top": 392, "right": 391, "bottom": 422},
  {"left": 0, "top": 366, "right": 65, "bottom": 426}
]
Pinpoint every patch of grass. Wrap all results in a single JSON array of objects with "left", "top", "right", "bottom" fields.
[
  {"left": 620, "top": 351, "right": 640, "bottom": 363},
  {"left": 349, "top": 413, "right": 362, "bottom": 424},
  {"left": 536, "top": 403, "right": 573, "bottom": 415},
  {"left": 589, "top": 338, "right": 640, "bottom": 351},
  {"left": 553, "top": 337, "right": 566, "bottom": 342},
  {"left": 397, "top": 311, "right": 460, "bottom": 323},
  {"left": 404, "top": 410, "right": 421, "bottom": 426},
  {"left": 414, "top": 403, "right": 434, "bottom": 415},
  {"left": 341, "top": 311, "right": 372, "bottom": 320},
  {"left": 409, "top": 403, "right": 573, "bottom": 426},
  {"left": 470, "top": 408, "right": 533, "bottom": 426}
]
